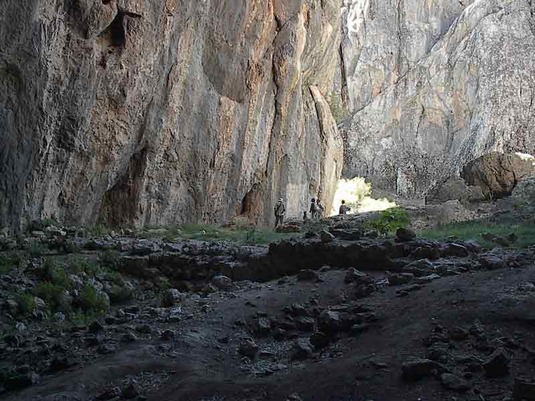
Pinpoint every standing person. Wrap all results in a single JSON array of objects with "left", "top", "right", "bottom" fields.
[
  {"left": 339, "top": 200, "right": 351, "bottom": 215},
  {"left": 316, "top": 198, "right": 325, "bottom": 218},
  {"left": 309, "top": 198, "right": 318, "bottom": 220},
  {"left": 274, "top": 198, "right": 286, "bottom": 228}
]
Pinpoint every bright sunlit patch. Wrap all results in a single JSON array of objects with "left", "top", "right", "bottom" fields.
[{"left": 330, "top": 177, "right": 397, "bottom": 216}]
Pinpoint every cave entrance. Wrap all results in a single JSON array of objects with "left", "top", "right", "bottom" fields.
[{"left": 331, "top": 177, "right": 396, "bottom": 216}]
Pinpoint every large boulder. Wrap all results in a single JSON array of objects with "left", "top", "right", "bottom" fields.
[
  {"left": 426, "top": 176, "right": 485, "bottom": 205},
  {"left": 511, "top": 176, "right": 535, "bottom": 206},
  {"left": 461, "top": 153, "right": 535, "bottom": 199}
]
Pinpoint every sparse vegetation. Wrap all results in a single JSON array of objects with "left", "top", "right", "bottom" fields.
[
  {"left": 139, "top": 223, "right": 295, "bottom": 245},
  {"left": 365, "top": 207, "right": 411, "bottom": 235},
  {"left": 0, "top": 252, "right": 26, "bottom": 275},
  {"left": 420, "top": 220, "right": 535, "bottom": 249},
  {"left": 14, "top": 292, "right": 36, "bottom": 316},
  {"left": 78, "top": 284, "right": 109, "bottom": 313}
]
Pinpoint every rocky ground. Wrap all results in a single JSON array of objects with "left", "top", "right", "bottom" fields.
[{"left": 0, "top": 213, "right": 534, "bottom": 401}]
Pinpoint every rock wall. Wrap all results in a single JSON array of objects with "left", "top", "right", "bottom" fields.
[
  {"left": 340, "top": 0, "right": 535, "bottom": 197},
  {"left": 0, "top": 0, "right": 343, "bottom": 232}
]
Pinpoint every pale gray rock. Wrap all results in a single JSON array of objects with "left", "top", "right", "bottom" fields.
[{"left": 340, "top": 0, "right": 535, "bottom": 197}]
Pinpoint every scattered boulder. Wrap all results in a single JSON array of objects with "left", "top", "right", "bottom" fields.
[
  {"left": 162, "top": 288, "right": 184, "bottom": 307},
  {"left": 396, "top": 228, "right": 416, "bottom": 242},
  {"left": 297, "top": 269, "right": 320, "bottom": 281},
  {"left": 401, "top": 358, "right": 441, "bottom": 382},
  {"left": 440, "top": 373, "right": 470, "bottom": 392},
  {"left": 211, "top": 275, "right": 234, "bottom": 290},
  {"left": 238, "top": 338, "right": 259, "bottom": 359},
  {"left": 461, "top": 152, "right": 535, "bottom": 199},
  {"left": 320, "top": 230, "right": 335, "bottom": 243},
  {"left": 291, "top": 338, "right": 313, "bottom": 360},
  {"left": 309, "top": 332, "right": 330, "bottom": 349},
  {"left": 344, "top": 268, "right": 374, "bottom": 285},
  {"left": 513, "top": 379, "right": 535, "bottom": 401},
  {"left": 387, "top": 273, "right": 414, "bottom": 286},
  {"left": 479, "top": 254, "right": 506, "bottom": 270},
  {"left": 426, "top": 176, "right": 485, "bottom": 205},
  {"left": 121, "top": 381, "right": 140, "bottom": 399},
  {"left": 483, "top": 348, "right": 510, "bottom": 378},
  {"left": 403, "top": 259, "right": 435, "bottom": 277}
]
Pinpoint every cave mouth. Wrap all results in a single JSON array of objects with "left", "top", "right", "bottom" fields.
[{"left": 240, "top": 184, "right": 262, "bottom": 219}]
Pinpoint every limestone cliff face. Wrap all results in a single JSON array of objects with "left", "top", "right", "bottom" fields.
[
  {"left": 340, "top": 0, "right": 535, "bottom": 197},
  {"left": 0, "top": 0, "right": 343, "bottom": 231}
]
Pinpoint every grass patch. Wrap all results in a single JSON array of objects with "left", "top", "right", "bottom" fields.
[{"left": 419, "top": 220, "right": 535, "bottom": 249}]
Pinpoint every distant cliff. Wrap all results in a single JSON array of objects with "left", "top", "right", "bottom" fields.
[
  {"left": 0, "top": 0, "right": 343, "bottom": 231},
  {"left": 340, "top": 0, "right": 535, "bottom": 197}
]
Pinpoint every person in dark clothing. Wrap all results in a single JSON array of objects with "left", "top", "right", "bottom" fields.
[
  {"left": 274, "top": 198, "right": 286, "bottom": 228},
  {"left": 339, "top": 200, "right": 351, "bottom": 215}
]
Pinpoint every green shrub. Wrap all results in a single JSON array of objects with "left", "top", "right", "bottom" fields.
[
  {"left": 366, "top": 207, "right": 411, "bottom": 235},
  {"left": 34, "top": 282, "right": 64, "bottom": 309},
  {"left": 0, "top": 252, "right": 25, "bottom": 275},
  {"left": 28, "top": 242, "right": 47, "bottom": 258},
  {"left": 14, "top": 292, "right": 36, "bottom": 316},
  {"left": 79, "top": 284, "right": 109, "bottom": 313}
]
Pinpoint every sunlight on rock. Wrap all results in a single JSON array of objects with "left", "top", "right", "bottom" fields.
[{"left": 330, "top": 177, "right": 397, "bottom": 215}]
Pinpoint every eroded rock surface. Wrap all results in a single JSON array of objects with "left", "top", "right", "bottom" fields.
[
  {"left": 0, "top": 0, "right": 342, "bottom": 232},
  {"left": 340, "top": 0, "right": 535, "bottom": 197}
]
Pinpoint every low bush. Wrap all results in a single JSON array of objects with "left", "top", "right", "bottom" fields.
[{"left": 365, "top": 207, "right": 411, "bottom": 235}]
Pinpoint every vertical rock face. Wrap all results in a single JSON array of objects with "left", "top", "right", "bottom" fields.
[
  {"left": 0, "top": 0, "right": 343, "bottom": 231},
  {"left": 340, "top": 0, "right": 535, "bottom": 197}
]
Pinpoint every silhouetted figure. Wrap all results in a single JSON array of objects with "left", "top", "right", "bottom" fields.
[
  {"left": 310, "top": 198, "right": 320, "bottom": 220},
  {"left": 274, "top": 198, "right": 286, "bottom": 228},
  {"left": 339, "top": 200, "right": 351, "bottom": 215}
]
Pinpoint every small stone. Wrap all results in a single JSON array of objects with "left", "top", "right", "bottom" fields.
[
  {"left": 309, "top": 332, "right": 330, "bottom": 349},
  {"left": 318, "top": 310, "right": 342, "bottom": 334},
  {"left": 401, "top": 358, "right": 440, "bottom": 382},
  {"left": 442, "top": 243, "right": 469, "bottom": 257},
  {"left": 48, "top": 356, "right": 74, "bottom": 373},
  {"left": 297, "top": 269, "right": 319, "bottom": 281},
  {"left": 120, "top": 331, "right": 138, "bottom": 343},
  {"left": 291, "top": 338, "right": 313, "bottom": 361},
  {"left": 161, "top": 329, "right": 175, "bottom": 341},
  {"left": 135, "top": 324, "right": 152, "bottom": 334},
  {"left": 479, "top": 254, "right": 506, "bottom": 270},
  {"left": 211, "top": 275, "right": 234, "bottom": 290},
  {"left": 255, "top": 317, "right": 272, "bottom": 336},
  {"left": 121, "top": 381, "right": 140, "bottom": 399},
  {"left": 320, "top": 230, "right": 335, "bottom": 243},
  {"left": 97, "top": 343, "right": 117, "bottom": 355},
  {"left": 415, "top": 273, "right": 441, "bottom": 284},
  {"left": 88, "top": 321, "right": 105, "bottom": 333},
  {"left": 396, "top": 228, "right": 416, "bottom": 242},
  {"left": 440, "top": 373, "right": 470, "bottom": 392},
  {"left": 162, "top": 288, "right": 184, "bottom": 307},
  {"left": 96, "top": 386, "right": 121, "bottom": 400},
  {"left": 344, "top": 268, "right": 374, "bottom": 285},
  {"left": 388, "top": 273, "right": 414, "bottom": 286},
  {"left": 427, "top": 342, "right": 450, "bottom": 362},
  {"left": 482, "top": 348, "right": 509, "bottom": 378},
  {"left": 238, "top": 338, "right": 259, "bottom": 359},
  {"left": 449, "top": 327, "right": 469, "bottom": 341},
  {"left": 513, "top": 379, "right": 535, "bottom": 401}
]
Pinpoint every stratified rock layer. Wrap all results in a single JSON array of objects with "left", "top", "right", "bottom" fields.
[
  {"left": 340, "top": 0, "right": 535, "bottom": 197},
  {"left": 0, "top": 0, "right": 343, "bottom": 232}
]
